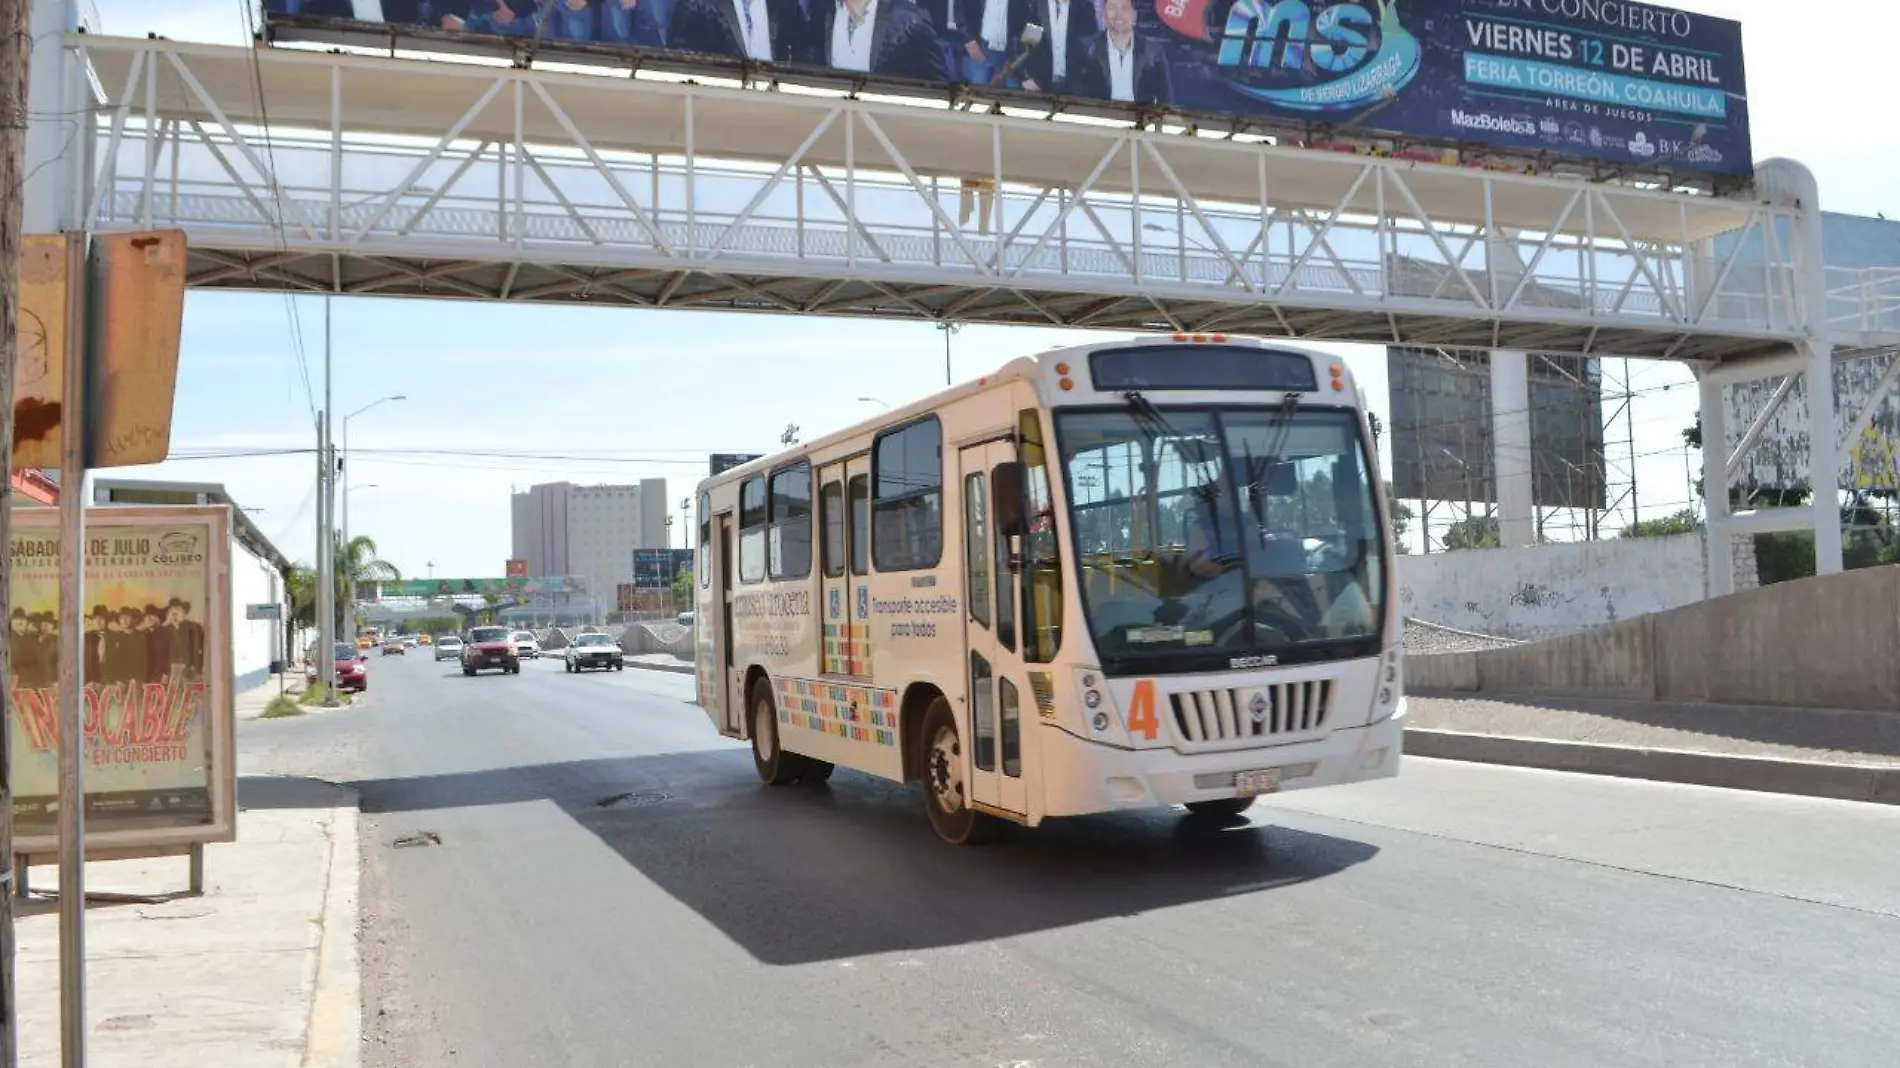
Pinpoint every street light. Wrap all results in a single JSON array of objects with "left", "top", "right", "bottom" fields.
[
  {"left": 342, "top": 394, "right": 405, "bottom": 644},
  {"left": 857, "top": 396, "right": 890, "bottom": 408}
]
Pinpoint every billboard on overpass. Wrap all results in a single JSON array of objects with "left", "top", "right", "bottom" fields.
[{"left": 264, "top": 0, "right": 1750, "bottom": 177}]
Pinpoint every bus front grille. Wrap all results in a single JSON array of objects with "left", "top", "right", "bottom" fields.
[{"left": 1169, "top": 680, "right": 1331, "bottom": 744}]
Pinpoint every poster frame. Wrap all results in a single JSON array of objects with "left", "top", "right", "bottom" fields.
[{"left": 9, "top": 504, "right": 237, "bottom": 860}]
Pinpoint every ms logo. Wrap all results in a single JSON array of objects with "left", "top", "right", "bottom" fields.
[
  {"left": 1213, "top": 0, "right": 1420, "bottom": 112},
  {"left": 857, "top": 585, "right": 870, "bottom": 618},
  {"left": 828, "top": 587, "right": 842, "bottom": 619}
]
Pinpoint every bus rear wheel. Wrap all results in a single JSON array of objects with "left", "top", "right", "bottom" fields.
[
  {"left": 1184, "top": 797, "right": 1256, "bottom": 821},
  {"left": 920, "top": 696, "right": 997, "bottom": 845},
  {"left": 749, "top": 678, "right": 809, "bottom": 786}
]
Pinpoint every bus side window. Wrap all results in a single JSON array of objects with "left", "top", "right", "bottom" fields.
[
  {"left": 1018, "top": 409, "right": 1063, "bottom": 662},
  {"left": 964, "top": 473, "right": 990, "bottom": 628},
  {"left": 739, "top": 476, "right": 767, "bottom": 584},
  {"left": 872, "top": 417, "right": 944, "bottom": 571},
  {"left": 820, "top": 481, "right": 845, "bottom": 578},
  {"left": 848, "top": 474, "right": 869, "bottom": 576},
  {"left": 769, "top": 461, "right": 812, "bottom": 580},
  {"left": 697, "top": 492, "right": 711, "bottom": 589},
  {"left": 999, "top": 677, "right": 1021, "bottom": 777}
]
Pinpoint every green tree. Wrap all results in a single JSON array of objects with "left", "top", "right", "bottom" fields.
[
  {"left": 287, "top": 564, "right": 319, "bottom": 630},
  {"left": 1384, "top": 483, "right": 1414, "bottom": 552},
  {"left": 287, "top": 535, "right": 403, "bottom": 634},
  {"left": 1622, "top": 508, "right": 1702, "bottom": 538},
  {"left": 1442, "top": 515, "right": 1500, "bottom": 551},
  {"left": 671, "top": 566, "right": 694, "bottom": 614}
]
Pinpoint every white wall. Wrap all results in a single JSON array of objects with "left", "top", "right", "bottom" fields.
[
  {"left": 1397, "top": 534, "right": 1709, "bottom": 641},
  {"left": 230, "top": 537, "right": 286, "bottom": 691}
]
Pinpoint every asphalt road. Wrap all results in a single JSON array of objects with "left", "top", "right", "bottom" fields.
[{"left": 240, "top": 651, "right": 1900, "bottom": 1068}]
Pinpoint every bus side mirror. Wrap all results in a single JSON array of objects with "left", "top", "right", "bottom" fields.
[{"left": 992, "top": 461, "right": 1028, "bottom": 537}]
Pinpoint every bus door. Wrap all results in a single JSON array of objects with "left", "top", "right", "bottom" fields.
[
  {"left": 958, "top": 440, "right": 1033, "bottom": 818},
  {"left": 715, "top": 512, "right": 743, "bottom": 735},
  {"left": 817, "top": 456, "right": 872, "bottom": 677}
]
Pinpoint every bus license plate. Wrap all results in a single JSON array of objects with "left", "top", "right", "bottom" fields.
[{"left": 1235, "top": 768, "right": 1281, "bottom": 797}]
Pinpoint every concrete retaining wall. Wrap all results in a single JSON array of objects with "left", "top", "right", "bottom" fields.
[
  {"left": 1405, "top": 565, "right": 1900, "bottom": 712},
  {"left": 621, "top": 620, "right": 693, "bottom": 658},
  {"left": 1398, "top": 534, "right": 1708, "bottom": 641}
]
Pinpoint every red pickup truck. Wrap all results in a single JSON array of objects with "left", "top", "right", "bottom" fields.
[{"left": 461, "top": 625, "right": 520, "bottom": 676}]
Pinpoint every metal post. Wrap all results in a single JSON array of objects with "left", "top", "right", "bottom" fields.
[
  {"left": 341, "top": 415, "right": 350, "bottom": 646},
  {"left": 187, "top": 845, "right": 203, "bottom": 896},
  {"left": 316, "top": 297, "right": 338, "bottom": 706},
  {"left": 55, "top": 230, "right": 89, "bottom": 1068}
]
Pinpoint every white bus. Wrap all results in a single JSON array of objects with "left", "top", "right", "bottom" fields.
[{"left": 693, "top": 335, "right": 1403, "bottom": 844}]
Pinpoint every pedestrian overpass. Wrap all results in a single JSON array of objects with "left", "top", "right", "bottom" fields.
[{"left": 28, "top": 31, "right": 1900, "bottom": 588}]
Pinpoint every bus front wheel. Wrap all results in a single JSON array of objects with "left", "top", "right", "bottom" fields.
[
  {"left": 920, "top": 697, "right": 998, "bottom": 845},
  {"left": 750, "top": 678, "right": 809, "bottom": 786}
]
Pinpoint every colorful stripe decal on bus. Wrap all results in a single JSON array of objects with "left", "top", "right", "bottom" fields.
[
  {"left": 774, "top": 676, "right": 898, "bottom": 746},
  {"left": 821, "top": 622, "right": 871, "bottom": 676}
]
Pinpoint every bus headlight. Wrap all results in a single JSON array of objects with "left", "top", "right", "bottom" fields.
[
  {"left": 1084, "top": 690, "right": 1101, "bottom": 708},
  {"left": 1092, "top": 712, "right": 1110, "bottom": 731}
]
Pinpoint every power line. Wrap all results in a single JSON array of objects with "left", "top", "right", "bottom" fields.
[{"left": 236, "top": 0, "right": 316, "bottom": 421}]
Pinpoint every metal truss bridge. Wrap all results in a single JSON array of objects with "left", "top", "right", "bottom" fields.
[{"left": 59, "top": 34, "right": 1900, "bottom": 367}]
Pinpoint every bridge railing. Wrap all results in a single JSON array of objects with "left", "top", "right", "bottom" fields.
[
  {"left": 1826, "top": 266, "right": 1900, "bottom": 345},
  {"left": 92, "top": 115, "right": 1812, "bottom": 340}
]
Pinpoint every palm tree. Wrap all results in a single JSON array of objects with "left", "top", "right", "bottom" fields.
[{"left": 287, "top": 536, "right": 404, "bottom": 636}]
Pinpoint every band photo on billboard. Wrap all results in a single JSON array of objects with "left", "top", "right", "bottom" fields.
[{"left": 266, "top": 0, "right": 1749, "bottom": 178}]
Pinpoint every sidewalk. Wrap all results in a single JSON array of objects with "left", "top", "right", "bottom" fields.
[
  {"left": 14, "top": 776, "right": 361, "bottom": 1067},
  {"left": 623, "top": 652, "right": 694, "bottom": 675},
  {"left": 1405, "top": 692, "right": 1900, "bottom": 804},
  {"left": 236, "top": 672, "right": 368, "bottom": 721}
]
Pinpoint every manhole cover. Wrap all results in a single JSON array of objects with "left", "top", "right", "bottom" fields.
[
  {"left": 597, "top": 790, "right": 670, "bottom": 809},
  {"left": 391, "top": 830, "right": 442, "bottom": 849}
]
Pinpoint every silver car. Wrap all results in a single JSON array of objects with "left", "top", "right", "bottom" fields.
[
  {"left": 564, "top": 633, "right": 624, "bottom": 673},
  {"left": 433, "top": 636, "right": 463, "bottom": 662}
]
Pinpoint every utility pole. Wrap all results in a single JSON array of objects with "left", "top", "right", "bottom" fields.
[
  {"left": 316, "top": 301, "right": 338, "bottom": 706},
  {"left": 0, "top": 1, "right": 29, "bottom": 1060}
]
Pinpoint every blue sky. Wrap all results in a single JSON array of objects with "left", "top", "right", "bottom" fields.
[{"left": 91, "top": 0, "right": 1897, "bottom": 577}]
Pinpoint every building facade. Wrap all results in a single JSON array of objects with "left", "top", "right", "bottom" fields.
[{"left": 510, "top": 480, "right": 669, "bottom": 603}]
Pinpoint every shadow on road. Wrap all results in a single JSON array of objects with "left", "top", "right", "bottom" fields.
[{"left": 347, "top": 748, "right": 1377, "bottom": 965}]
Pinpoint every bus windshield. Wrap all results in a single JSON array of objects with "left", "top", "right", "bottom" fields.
[{"left": 1055, "top": 404, "right": 1384, "bottom": 671}]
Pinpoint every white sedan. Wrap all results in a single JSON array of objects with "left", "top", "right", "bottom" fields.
[{"left": 511, "top": 631, "right": 541, "bottom": 659}]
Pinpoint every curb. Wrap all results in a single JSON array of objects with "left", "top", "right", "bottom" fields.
[
  {"left": 1405, "top": 729, "right": 1900, "bottom": 805},
  {"left": 623, "top": 658, "right": 695, "bottom": 675},
  {"left": 303, "top": 786, "right": 362, "bottom": 1068}
]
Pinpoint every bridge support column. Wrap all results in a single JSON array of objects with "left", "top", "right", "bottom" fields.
[
  {"left": 1698, "top": 370, "right": 1734, "bottom": 597},
  {"left": 24, "top": 0, "right": 83, "bottom": 232},
  {"left": 1782, "top": 166, "right": 1845, "bottom": 577},
  {"left": 1491, "top": 349, "right": 1535, "bottom": 548}
]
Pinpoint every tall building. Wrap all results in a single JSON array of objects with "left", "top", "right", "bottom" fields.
[{"left": 510, "top": 480, "right": 669, "bottom": 598}]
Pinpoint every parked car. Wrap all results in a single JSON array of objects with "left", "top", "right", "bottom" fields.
[
  {"left": 676, "top": 611, "right": 694, "bottom": 627},
  {"left": 433, "top": 635, "right": 463, "bottom": 662},
  {"left": 462, "top": 626, "right": 520, "bottom": 675},
  {"left": 511, "top": 630, "right": 541, "bottom": 659},
  {"left": 564, "top": 632, "right": 624, "bottom": 673},
  {"left": 308, "top": 642, "right": 368, "bottom": 692},
  {"left": 381, "top": 638, "right": 406, "bottom": 656}
]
